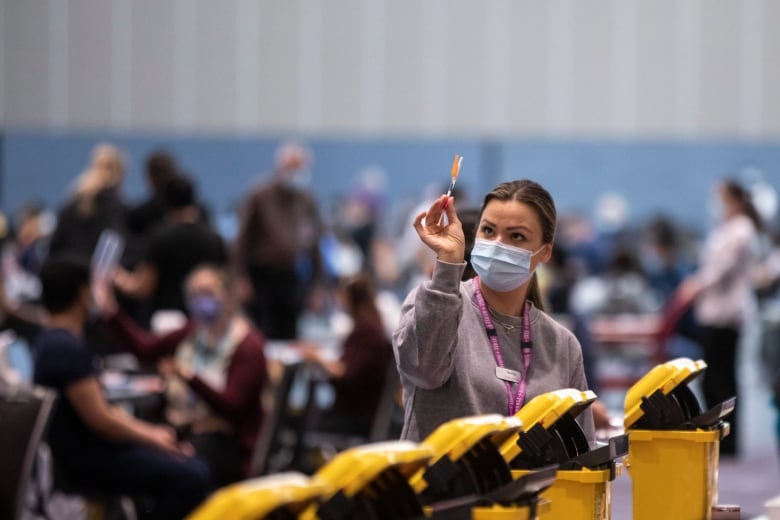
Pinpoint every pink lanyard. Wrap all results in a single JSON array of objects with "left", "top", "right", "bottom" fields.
[{"left": 474, "top": 278, "right": 533, "bottom": 415}]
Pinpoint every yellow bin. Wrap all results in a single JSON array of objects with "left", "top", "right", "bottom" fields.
[
  {"left": 625, "top": 358, "right": 731, "bottom": 520},
  {"left": 412, "top": 414, "right": 552, "bottom": 519},
  {"left": 627, "top": 429, "right": 722, "bottom": 520},
  {"left": 510, "top": 468, "right": 613, "bottom": 520},
  {"left": 302, "top": 440, "right": 433, "bottom": 519},
  {"left": 499, "top": 389, "right": 620, "bottom": 520},
  {"left": 471, "top": 500, "right": 552, "bottom": 520}
]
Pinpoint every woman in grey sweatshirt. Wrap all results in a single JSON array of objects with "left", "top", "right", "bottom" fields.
[{"left": 393, "top": 180, "right": 595, "bottom": 443}]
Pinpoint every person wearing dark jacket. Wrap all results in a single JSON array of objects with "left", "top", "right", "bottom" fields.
[
  {"left": 299, "top": 274, "right": 394, "bottom": 436},
  {"left": 49, "top": 143, "right": 128, "bottom": 259},
  {"left": 114, "top": 175, "right": 227, "bottom": 317},
  {"left": 235, "top": 142, "right": 324, "bottom": 340}
]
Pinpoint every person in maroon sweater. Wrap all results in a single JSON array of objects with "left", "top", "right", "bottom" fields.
[
  {"left": 96, "top": 264, "right": 266, "bottom": 487},
  {"left": 300, "top": 274, "right": 395, "bottom": 436}
]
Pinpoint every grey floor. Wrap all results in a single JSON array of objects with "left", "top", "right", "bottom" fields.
[{"left": 608, "top": 316, "right": 780, "bottom": 519}]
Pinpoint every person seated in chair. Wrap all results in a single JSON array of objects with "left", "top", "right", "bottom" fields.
[
  {"left": 299, "top": 274, "right": 395, "bottom": 437},
  {"left": 33, "top": 256, "right": 210, "bottom": 520},
  {"left": 97, "top": 263, "right": 267, "bottom": 487}
]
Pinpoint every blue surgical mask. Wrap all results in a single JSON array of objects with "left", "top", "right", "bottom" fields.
[
  {"left": 470, "top": 238, "right": 545, "bottom": 292},
  {"left": 186, "top": 295, "right": 224, "bottom": 325}
]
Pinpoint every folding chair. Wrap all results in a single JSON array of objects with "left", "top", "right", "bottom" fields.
[{"left": 0, "top": 386, "right": 56, "bottom": 520}]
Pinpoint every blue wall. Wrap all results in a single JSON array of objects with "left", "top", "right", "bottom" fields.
[{"left": 3, "top": 131, "right": 780, "bottom": 235}]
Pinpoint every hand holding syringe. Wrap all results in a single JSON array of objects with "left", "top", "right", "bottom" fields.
[
  {"left": 413, "top": 154, "right": 466, "bottom": 264},
  {"left": 438, "top": 154, "right": 463, "bottom": 225}
]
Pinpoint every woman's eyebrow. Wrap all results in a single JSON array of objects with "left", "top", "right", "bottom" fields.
[{"left": 506, "top": 224, "right": 533, "bottom": 233}]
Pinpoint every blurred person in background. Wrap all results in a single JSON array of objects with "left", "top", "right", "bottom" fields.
[
  {"left": 124, "top": 150, "right": 179, "bottom": 266},
  {"left": 13, "top": 202, "right": 53, "bottom": 276},
  {"left": 98, "top": 264, "right": 267, "bottom": 487},
  {"left": 644, "top": 217, "right": 702, "bottom": 359},
  {"left": 235, "top": 141, "right": 324, "bottom": 340},
  {"left": 598, "top": 245, "right": 656, "bottom": 315},
  {"left": 298, "top": 274, "right": 395, "bottom": 437},
  {"left": 49, "top": 143, "right": 128, "bottom": 260},
  {"left": 753, "top": 226, "right": 780, "bottom": 461},
  {"left": 34, "top": 256, "right": 210, "bottom": 519},
  {"left": 677, "top": 179, "right": 764, "bottom": 456},
  {"left": 115, "top": 175, "right": 227, "bottom": 322}
]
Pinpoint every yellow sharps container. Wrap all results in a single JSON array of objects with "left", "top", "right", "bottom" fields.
[
  {"left": 500, "top": 389, "right": 628, "bottom": 520},
  {"left": 625, "top": 357, "right": 734, "bottom": 520},
  {"left": 187, "top": 472, "right": 326, "bottom": 520},
  {"left": 410, "top": 414, "right": 554, "bottom": 519},
  {"left": 301, "top": 440, "right": 433, "bottom": 520}
]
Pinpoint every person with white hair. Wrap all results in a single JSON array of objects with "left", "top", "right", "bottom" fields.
[{"left": 235, "top": 141, "right": 324, "bottom": 339}]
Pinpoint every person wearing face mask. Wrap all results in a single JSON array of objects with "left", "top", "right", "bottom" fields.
[
  {"left": 97, "top": 264, "right": 267, "bottom": 487},
  {"left": 234, "top": 141, "right": 324, "bottom": 340},
  {"left": 393, "top": 180, "right": 595, "bottom": 443},
  {"left": 676, "top": 179, "right": 763, "bottom": 456}
]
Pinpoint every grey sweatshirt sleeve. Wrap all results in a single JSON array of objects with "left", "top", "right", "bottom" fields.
[{"left": 393, "top": 260, "right": 466, "bottom": 390}]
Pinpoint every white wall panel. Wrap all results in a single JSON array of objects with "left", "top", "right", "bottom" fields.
[
  {"left": 382, "top": 1, "right": 424, "bottom": 133},
  {"left": 255, "top": 0, "right": 300, "bottom": 132},
  {"left": 192, "top": 0, "right": 237, "bottom": 130},
  {"left": 698, "top": 1, "right": 741, "bottom": 135},
  {"left": 4, "top": 1, "right": 51, "bottom": 127},
  {"left": 1, "top": 0, "right": 777, "bottom": 138},
  {"left": 0, "top": 0, "right": 6, "bottom": 123},
  {"left": 110, "top": 0, "right": 132, "bottom": 128},
  {"left": 505, "top": 0, "right": 549, "bottom": 134},
  {"left": 359, "top": 0, "right": 385, "bottom": 131},
  {"left": 235, "top": 0, "right": 260, "bottom": 130},
  {"left": 739, "top": 0, "right": 764, "bottom": 137},
  {"left": 546, "top": 0, "right": 573, "bottom": 133},
  {"left": 635, "top": 0, "right": 677, "bottom": 136},
  {"left": 49, "top": 0, "right": 68, "bottom": 127},
  {"left": 445, "top": 1, "right": 487, "bottom": 133},
  {"left": 570, "top": 0, "right": 613, "bottom": 135},
  {"left": 610, "top": 0, "right": 637, "bottom": 134},
  {"left": 763, "top": 0, "right": 780, "bottom": 135},
  {"left": 320, "top": 0, "right": 362, "bottom": 132},
  {"left": 483, "top": 0, "right": 511, "bottom": 132},
  {"left": 67, "top": 0, "right": 112, "bottom": 128},
  {"left": 420, "top": 0, "right": 448, "bottom": 133},
  {"left": 130, "top": 0, "right": 176, "bottom": 129}
]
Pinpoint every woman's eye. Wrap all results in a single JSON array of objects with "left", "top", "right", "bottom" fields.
[
  {"left": 480, "top": 226, "right": 494, "bottom": 236},
  {"left": 511, "top": 233, "right": 526, "bottom": 242}
]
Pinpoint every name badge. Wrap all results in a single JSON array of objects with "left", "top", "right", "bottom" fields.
[{"left": 496, "top": 367, "right": 522, "bottom": 384}]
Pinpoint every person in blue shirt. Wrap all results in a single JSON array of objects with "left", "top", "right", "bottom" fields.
[{"left": 34, "top": 256, "right": 210, "bottom": 519}]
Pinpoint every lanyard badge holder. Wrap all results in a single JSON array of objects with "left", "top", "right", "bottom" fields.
[{"left": 474, "top": 281, "right": 533, "bottom": 415}]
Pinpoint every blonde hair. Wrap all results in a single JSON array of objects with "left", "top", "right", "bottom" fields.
[{"left": 72, "top": 143, "right": 125, "bottom": 215}]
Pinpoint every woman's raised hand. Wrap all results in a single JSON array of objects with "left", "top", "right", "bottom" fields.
[{"left": 413, "top": 195, "right": 465, "bottom": 264}]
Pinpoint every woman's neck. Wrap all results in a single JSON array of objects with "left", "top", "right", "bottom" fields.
[
  {"left": 478, "top": 279, "right": 528, "bottom": 317},
  {"left": 202, "top": 314, "right": 232, "bottom": 344}
]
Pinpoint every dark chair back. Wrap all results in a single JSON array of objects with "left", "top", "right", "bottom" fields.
[
  {"left": 249, "top": 361, "right": 304, "bottom": 477},
  {"left": 368, "top": 363, "right": 401, "bottom": 442},
  {"left": 0, "top": 386, "right": 57, "bottom": 520}
]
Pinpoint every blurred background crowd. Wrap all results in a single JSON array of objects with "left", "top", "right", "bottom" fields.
[{"left": 3, "top": 1, "right": 780, "bottom": 516}]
